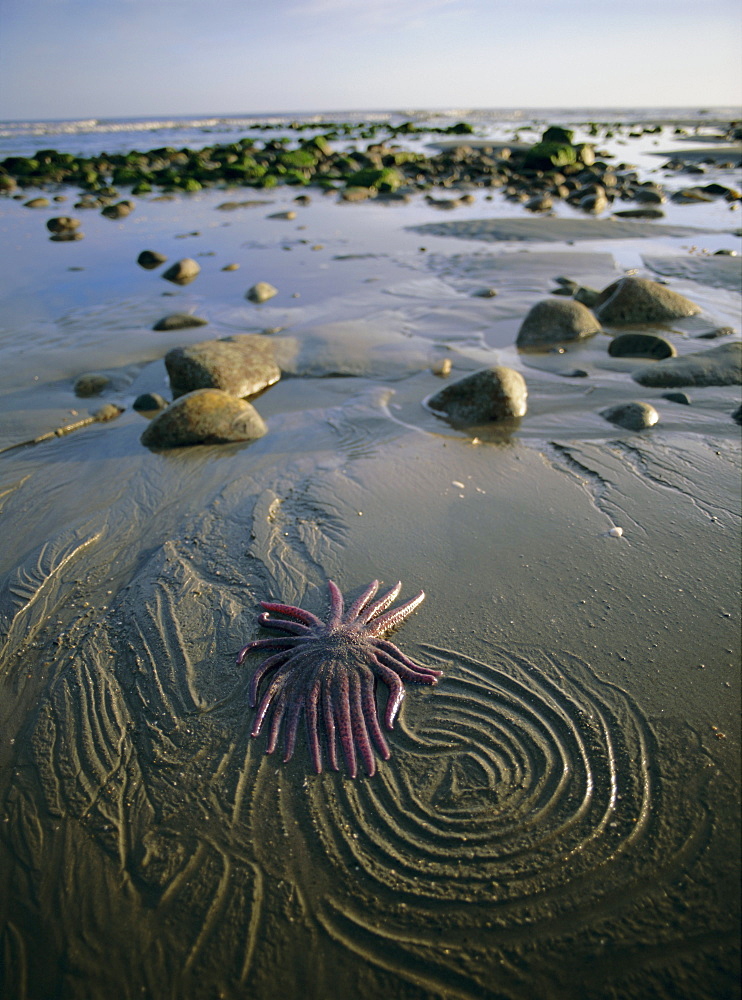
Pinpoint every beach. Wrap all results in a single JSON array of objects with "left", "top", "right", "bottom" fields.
[{"left": 0, "top": 109, "right": 740, "bottom": 1000}]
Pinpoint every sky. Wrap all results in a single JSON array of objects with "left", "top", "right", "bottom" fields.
[{"left": 0, "top": 0, "right": 740, "bottom": 120}]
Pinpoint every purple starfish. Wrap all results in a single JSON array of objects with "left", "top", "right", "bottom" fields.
[{"left": 237, "top": 579, "right": 441, "bottom": 777}]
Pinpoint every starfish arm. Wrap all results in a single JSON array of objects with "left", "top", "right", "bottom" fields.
[
  {"left": 236, "top": 636, "right": 303, "bottom": 664},
  {"left": 333, "top": 671, "right": 357, "bottom": 778},
  {"left": 260, "top": 600, "right": 324, "bottom": 628},
  {"left": 349, "top": 670, "right": 376, "bottom": 777},
  {"left": 365, "top": 590, "right": 425, "bottom": 636},
  {"left": 248, "top": 650, "right": 293, "bottom": 706},
  {"left": 374, "top": 648, "right": 439, "bottom": 687},
  {"left": 373, "top": 637, "right": 443, "bottom": 678},
  {"left": 305, "top": 680, "right": 323, "bottom": 774},
  {"left": 321, "top": 681, "right": 339, "bottom": 772},
  {"left": 266, "top": 688, "right": 289, "bottom": 754},
  {"left": 345, "top": 580, "right": 380, "bottom": 622},
  {"left": 258, "top": 613, "right": 311, "bottom": 635},
  {"left": 251, "top": 664, "right": 293, "bottom": 736},
  {"left": 326, "top": 579, "right": 344, "bottom": 628},
  {"left": 282, "top": 696, "right": 304, "bottom": 763},
  {"left": 359, "top": 669, "right": 391, "bottom": 760},
  {"left": 358, "top": 581, "right": 402, "bottom": 625},
  {"left": 369, "top": 656, "right": 406, "bottom": 728}
]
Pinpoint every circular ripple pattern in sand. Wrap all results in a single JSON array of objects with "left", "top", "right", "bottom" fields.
[{"left": 306, "top": 644, "right": 704, "bottom": 934}]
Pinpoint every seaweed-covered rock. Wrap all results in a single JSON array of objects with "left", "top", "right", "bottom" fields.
[
  {"left": 141, "top": 389, "right": 267, "bottom": 449},
  {"left": 595, "top": 277, "right": 701, "bottom": 325},
  {"left": 152, "top": 313, "right": 208, "bottom": 331},
  {"left": 600, "top": 401, "right": 659, "bottom": 430},
  {"left": 426, "top": 366, "right": 527, "bottom": 424},
  {"left": 165, "top": 334, "right": 280, "bottom": 399},
  {"left": 516, "top": 299, "right": 602, "bottom": 349},
  {"left": 632, "top": 342, "right": 742, "bottom": 387}
]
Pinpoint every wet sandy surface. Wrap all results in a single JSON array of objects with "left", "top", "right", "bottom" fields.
[{"left": 0, "top": 147, "right": 740, "bottom": 998}]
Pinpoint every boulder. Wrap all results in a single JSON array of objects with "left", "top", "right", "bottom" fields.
[
  {"left": 595, "top": 277, "right": 701, "bottom": 325},
  {"left": 426, "top": 366, "right": 527, "bottom": 424},
  {"left": 165, "top": 334, "right": 281, "bottom": 399},
  {"left": 632, "top": 342, "right": 742, "bottom": 387},
  {"left": 141, "top": 389, "right": 267, "bottom": 449},
  {"left": 516, "top": 298, "right": 602, "bottom": 349},
  {"left": 162, "top": 258, "right": 200, "bottom": 285},
  {"left": 600, "top": 401, "right": 659, "bottom": 431}
]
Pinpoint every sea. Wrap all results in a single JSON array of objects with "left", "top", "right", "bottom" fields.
[{"left": 0, "top": 105, "right": 739, "bottom": 160}]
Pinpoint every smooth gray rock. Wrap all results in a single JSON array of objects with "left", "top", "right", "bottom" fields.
[
  {"left": 140, "top": 389, "right": 267, "bottom": 449},
  {"left": 632, "top": 342, "right": 742, "bottom": 387},
  {"left": 608, "top": 333, "right": 677, "bottom": 360},
  {"left": 152, "top": 313, "right": 208, "bottom": 332},
  {"left": 426, "top": 366, "right": 527, "bottom": 424},
  {"left": 165, "top": 334, "right": 280, "bottom": 399},
  {"left": 595, "top": 276, "right": 701, "bottom": 325},
  {"left": 600, "top": 401, "right": 659, "bottom": 430},
  {"left": 516, "top": 298, "right": 602, "bottom": 349},
  {"left": 162, "top": 258, "right": 200, "bottom": 285}
]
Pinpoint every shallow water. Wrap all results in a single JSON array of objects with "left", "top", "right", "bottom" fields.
[{"left": 0, "top": 118, "right": 740, "bottom": 999}]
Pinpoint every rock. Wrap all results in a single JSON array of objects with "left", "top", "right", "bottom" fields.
[
  {"left": 137, "top": 250, "right": 167, "bottom": 269},
  {"left": 23, "top": 197, "right": 50, "bottom": 208},
  {"left": 633, "top": 187, "right": 666, "bottom": 204},
  {"left": 579, "top": 192, "right": 609, "bottom": 214},
  {"left": 222, "top": 263, "right": 240, "bottom": 271},
  {"left": 49, "top": 230, "right": 83, "bottom": 242},
  {"left": 165, "top": 334, "right": 281, "bottom": 399},
  {"left": 732, "top": 403, "right": 742, "bottom": 425},
  {"left": 472, "top": 287, "right": 498, "bottom": 298},
  {"left": 662, "top": 391, "right": 691, "bottom": 405},
  {"left": 432, "top": 358, "right": 452, "bottom": 377},
  {"left": 133, "top": 392, "right": 168, "bottom": 414},
  {"left": 426, "top": 366, "right": 527, "bottom": 424},
  {"left": 101, "top": 201, "right": 133, "bottom": 219},
  {"left": 573, "top": 285, "right": 601, "bottom": 308},
  {"left": 140, "top": 389, "right": 267, "bottom": 449},
  {"left": 600, "top": 401, "right": 659, "bottom": 431},
  {"left": 516, "top": 298, "right": 602, "bottom": 349},
  {"left": 74, "top": 373, "right": 111, "bottom": 397},
  {"left": 267, "top": 210, "right": 297, "bottom": 220},
  {"left": 697, "top": 326, "right": 734, "bottom": 340},
  {"left": 152, "top": 313, "right": 208, "bottom": 331},
  {"left": 162, "top": 258, "right": 200, "bottom": 285},
  {"left": 246, "top": 281, "right": 278, "bottom": 303},
  {"left": 612, "top": 208, "right": 665, "bottom": 219},
  {"left": 525, "top": 194, "right": 553, "bottom": 212},
  {"left": 595, "top": 276, "right": 701, "bottom": 325},
  {"left": 46, "top": 216, "right": 81, "bottom": 233},
  {"left": 632, "top": 342, "right": 742, "bottom": 387},
  {"left": 608, "top": 333, "right": 677, "bottom": 360}
]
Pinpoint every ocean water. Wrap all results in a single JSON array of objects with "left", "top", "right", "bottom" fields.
[{"left": 0, "top": 104, "right": 739, "bottom": 159}]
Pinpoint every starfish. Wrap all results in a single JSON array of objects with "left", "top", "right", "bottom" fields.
[{"left": 237, "top": 579, "right": 441, "bottom": 777}]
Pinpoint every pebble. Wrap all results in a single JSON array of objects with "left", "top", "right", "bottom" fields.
[
  {"left": 137, "top": 250, "right": 168, "bottom": 269},
  {"left": 662, "top": 391, "right": 691, "bottom": 405},
  {"left": 162, "top": 258, "right": 200, "bottom": 285},
  {"left": 426, "top": 366, "right": 527, "bottom": 424},
  {"left": 46, "top": 216, "right": 81, "bottom": 233},
  {"left": 432, "top": 358, "right": 452, "bottom": 377},
  {"left": 140, "top": 389, "right": 267, "bottom": 449},
  {"left": 152, "top": 313, "right": 208, "bottom": 331},
  {"left": 101, "top": 201, "right": 134, "bottom": 219},
  {"left": 222, "top": 263, "right": 240, "bottom": 271},
  {"left": 472, "top": 287, "right": 498, "bottom": 298},
  {"left": 246, "top": 281, "right": 278, "bottom": 303},
  {"left": 23, "top": 197, "right": 50, "bottom": 208},
  {"left": 600, "top": 401, "right": 659, "bottom": 430},
  {"left": 516, "top": 298, "right": 602, "bottom": 349},
  {"left": 267, "top": 210, "right": 297, "bottom": 220},
  {"left": 74, "top": 373, "right": 111, "bottom": 397},
  {"left": 608, "top": 332, "right": 677, "bottom": 360},
  {"left": 133, "top": 393, "right": 168, "bottom": 415}
]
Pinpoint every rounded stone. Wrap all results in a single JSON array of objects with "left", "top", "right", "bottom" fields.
[
  {"left": 246, "top": 281, "right": 278, "bottom": 303},
  {"left": 426, "top": 366, "right": 527, "bottom": 424},
  {"left": 632, "top": 342, "right": 742, "bottom": 388},
  {"left": 140, "top": 389, "right": 267, "bottom": 449},
  {"left": 608, "top": 333, "right": 677, "bottom": 360},
  {"left": 74, "top": 373, "right": 111, "bottom": 397},
  {"left": 101, "top": 201, "right": 133, "bottom": 219},
  {"left": 595, "top": 277, "right": 701, "bottom": 325},
  {"left": 24, "top": 197, "right": 50, "bottom": 208},
  {"left": 162, "top": 258, "right": 200, "bottom": 285},
  {"left": 46, "top": 216, "right": 81, "bottom": 233},
  {"left": 662, "top": 392, "right": 691, "bottom": 405},
  {"left": 133, "top": 392, "right": 168, "bottom": 414},
  {"left": 152, "top": 313, "right": 208, "bottom": 331},
  {"left": 138, "top": 250, "right": 168, "bottom": 269},
  {"left": 600, "top": 401, "right": 659, "bottom": 431},
  {"left": 516, "top": 298, "right": 602, "bottom": 349},
  {"left": 165, "top": 334, "right": 281, "bottom": 399}
]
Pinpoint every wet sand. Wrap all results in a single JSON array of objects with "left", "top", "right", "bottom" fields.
[{"left": 0, "top": 145, "right": 740, "bottom": 999}]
